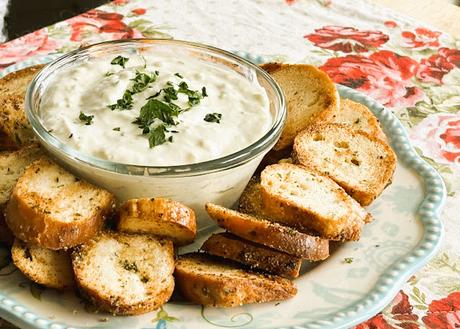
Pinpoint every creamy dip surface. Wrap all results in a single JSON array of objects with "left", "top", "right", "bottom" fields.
[{"left": 40, "top": 51, "right": 272, "bottom": 166}]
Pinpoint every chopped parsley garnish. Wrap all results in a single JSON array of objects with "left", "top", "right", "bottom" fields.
[
  {"left": 108, "top": 71, "right": 158, "bottom": 111},
  {"left": 204, "top": 112, "right": 222, "bottom": 123},
  {"left": 130, "top": 71, "right": 158, "bottom": 93},
  {"left": 111, "top": 55, "right": 129, "bottom": 69},
  {"left": 108, "top": 90, "right": 133, "bottom": 111},
  {"left": 106, "top": 64, "right": 208, "bottom": 148},
  {"left": 79, "top": 112, "right": 94, "bottom": 125},
  {"left": 68, "top": 133, "right": 73, "bottom": 139},
  {"left": 344, "top": 257, "right": 353, "bottom": 264},
  {"left": 177, "top": 81, "right": 206, "bottom": 106},
  {"left": 148, "top": 125, "right": 167, "bottom": 148},
  {"left": 134, "top": 99, "right": 181, "bottom": 130},
  {"left": 104, "top": 72, "right": 114, "bottom": 77}
]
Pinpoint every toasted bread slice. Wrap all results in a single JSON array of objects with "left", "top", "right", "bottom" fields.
[
  {"left": 201, "top": 233, "right": 302, "bottom": 278},
  {"left": 11, "top": 239, "right": 75, "bottom": 289},
  {"left": 0, "top": 65, "right": 44, "bottom": 150},
  {"left": 0, "top": 145, "right": 43, "bottom": 246},
  {"left": 205, "top": 203, "right": 329, "bottom": 259},
  {"left": 175, "top": 253, "right": 296, "bottom": 307},
  {"left": 260, "top": 63, "right": 339, "bottom": 150},
  {"left": 293, "top": 123, "right": 396, "bottom": 206},
  {"left": 260, "top": 163, "right": 370, "bottom": 241},
  {"left": 311, "top": 98, "right": 386, "bottom": 140},
  {"left": 72, "top": 231, "right": 175, "bottom": 315},
  {"left": 5, "top": 157, "right": 115, "bottom": 249},
  {"left": 0, "top": 144, "right": 43, "bottom": 206},
  {"left": 117, "top": 198, "right": 196, "bottom": 246}
]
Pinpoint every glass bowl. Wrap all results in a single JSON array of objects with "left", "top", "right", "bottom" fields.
[{"left": 25, "top": 39, "right": 286, "bottom": 224}]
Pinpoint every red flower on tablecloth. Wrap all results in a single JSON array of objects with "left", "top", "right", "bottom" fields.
[
  {"left": 422, "top": 292, "right": 460, "bottom": 328},
  {"left": 320, "top": 50, "right": 424, "bottom": 107},
  {"left": 355, "top": 314, "right": 395, "bottom": 329},
  {"left": 416, "top": 48, "right": 460, "bottom": 84},
  {"left": 67, "top": 9, "right": 143, "bottom": 42},
  {"left": 355, "top": 291, "right": 419, "bottom": 329},
  {"left": 305, "top": 26, "right": 389, "bottom": 53},
  {"left": 0, "top": 29, "right": 58, "bottom": 69},
  {"left": 384, "top": 20, "right": 398, "bottom": 28},
  {"left": 411, "top": 113, "right": 460, "bottom": 166},
  {"left": 113, "top": 0, "right": 129, "bottom": 5},
  {"left": 401, "top": 27, "right": 441, "bottom": 50},
  {"left": 131, "top": 8, "right": 146, "bottom": 15}
]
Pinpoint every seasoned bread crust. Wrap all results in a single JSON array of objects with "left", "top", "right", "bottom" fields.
[
  {"left": 0, "top": 144, "right": 44, "bottom": 246},
  {"left": 117, "top": 198, "right": 196, "bottom": 246},
  {"left": 205, "top": 203, "right": 329, "bottom": 259},
  {"left": 292, "top": 123, "right": 396, "bottom": 206},
  {"left": 5, "top": 157, "right": 115, "bottom": 249},
  {"left": 238, "top": 177, "right": 266, "bottom": 216},
  {"left": 174, "top": 253, "right": 296, "bottom": 307},
  {"left": 201, "top": 233, "right": 302, "bottom": 278},
  {"left": 260, "top": 63, "right": 339, "bottom": 151},
  {"left": 0, "top": 65, "right": 44, "bottom": 150},
  {"left": 316, "top": 98, "right": 387, "bottom": 140},
  {"left": 12, "top": 239, "right": 75, "bottom": 289},
  {"left": 260, "top": 163, "right": 369, "bottom": 241},
  {"left": 72, "top": 231, "right": 175, "bottom": 315}
]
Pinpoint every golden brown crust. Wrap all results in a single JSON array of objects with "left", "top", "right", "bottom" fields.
[
  {"left": 292, "top": 123, "right": 396, "bottom": 206},
  {"left": 72, "top": 232, "right": 175, "bottom": 315},
  {"left": 117, "top": 198, "right": 196, "bottom": 246},
  {"left": 238, "top": 177, "right": 265, "bottom": 216},
  {"left": 0, "top": 65, "right": 45, "bottom": 150},
  {"left": 260, "top": 163, "right": 366, "bottom": 241},
  {"left": 174, "top": 253, "right": 296, "bottom": 307},
  {"left": 5, "top": 158, "right": 115, "bottom": 249},
  {"left": 259, "top": 63, "right": 339, "bottom": 151},
  {"left": 205, "top": 203, "right": 329, "bottom": 259},
  {"left": 201, "top": 233, "right": 302, "bottom": 278},
  {"left": 11, "top": 239, "right": 75, "bottom": 290},
  {"left": 310, "top": 98, "right": 387, "bottom": 140}
]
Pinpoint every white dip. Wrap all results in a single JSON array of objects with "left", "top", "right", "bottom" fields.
[{"left": 40, "top": 51, "right": 272, "bottom": 166}]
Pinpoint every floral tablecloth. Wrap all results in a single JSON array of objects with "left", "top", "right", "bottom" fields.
[{"left": 1, "top": 0, "right": 459, "bottom": 328}]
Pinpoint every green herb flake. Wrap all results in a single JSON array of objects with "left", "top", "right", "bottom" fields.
[
  {"left": 204, "top": 112, "right": 222, "bottom": 123},
  {"left": 79, "top": 112, "right": 94, "bottom": 125},
  {"left": 105, "top": 72, "right": 114, "bottom": 77},
  {"left": 148, "top": 125, "right": 167, "bottom": 148},
  {"left": 108, "top": 90, "right": 133, "bottom": 111},
  {"left": 68, "top": 133, "right": 73, "bottom": 139},
  {"left": 113, "top": 127, "right": 121, "bottom": 131},
  {"left": 344, "top": 257, "right": 353, "bottom": 264},
  {"left": 174, "top": 73, "right": 183, "bottom": 78},
  {"left": 130, "top": 70, "right": 158, "bottom": 93},
  {"left": 134, "top": 99, "right": 180, "bottom": 129},
  {"left": 202, "top": 86, "right": 208, "bottom": 97},
  {"left": 111, "top": 55, "right": 129, "bottom": 69}
]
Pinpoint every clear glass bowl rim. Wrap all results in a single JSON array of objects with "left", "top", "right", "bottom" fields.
[{"left": 25, "top": 39, "right": 286, "bottom": 177}]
